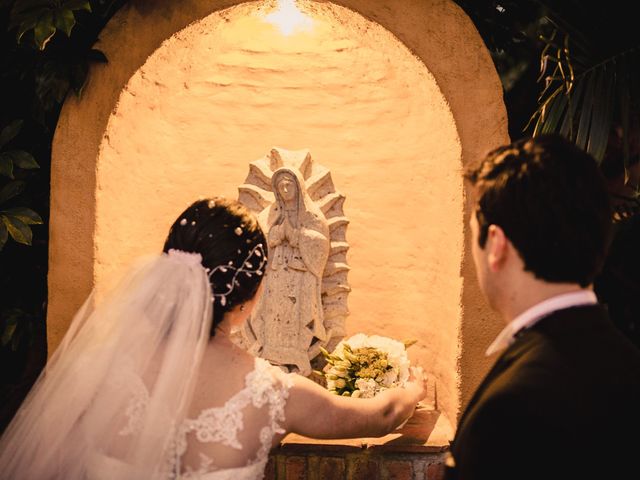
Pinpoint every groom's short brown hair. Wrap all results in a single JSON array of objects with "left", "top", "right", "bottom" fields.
[{"left": 465, "top": 134, "right": 611, "bottom": 287}]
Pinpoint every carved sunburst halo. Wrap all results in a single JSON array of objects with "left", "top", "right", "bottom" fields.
[{"left": 238, "top": 147, "right": 350, "bottom": 354}]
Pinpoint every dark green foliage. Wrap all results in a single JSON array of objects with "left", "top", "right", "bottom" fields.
[
  {"left": 0, "top": 0, "right": 125, "bottom": 433},
  {"left": 455, "top": 0, "right": 640, "bottom": 161},
  {"left": 529, "top": 3, "right": 640, "bottom": 162},
  {"left": 9, "top": 0, "right": 91, "bottom": 50},
  {"left": 0, "top": 120, "right": 42, "bottom": 251}
]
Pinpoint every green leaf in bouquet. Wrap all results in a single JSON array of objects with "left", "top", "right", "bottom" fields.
[
  {"left": 343, "top": 350, "right": 358, "bottom": 363},
  {"left": 403, "top": 339, "right": 418, "bottom": 349}
]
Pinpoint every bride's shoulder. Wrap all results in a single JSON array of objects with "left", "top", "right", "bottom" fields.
[{"left": 247, "top": 358, "right": 295, "bottom": 393}]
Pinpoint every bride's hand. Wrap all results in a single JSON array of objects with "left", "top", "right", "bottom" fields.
[{"left": 405, "top": 365, "right": 427, "bottom": 403}]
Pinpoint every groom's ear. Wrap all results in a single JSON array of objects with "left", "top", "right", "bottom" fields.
[{"left": 486, "top": 224, "right": 508, "bottom": 272}]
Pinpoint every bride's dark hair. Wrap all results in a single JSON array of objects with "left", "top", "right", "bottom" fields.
[{"left": 163, "top": 197, "right": 267, "bottom": 336}]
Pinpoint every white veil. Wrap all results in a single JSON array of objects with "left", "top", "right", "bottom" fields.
[{"left": 0, "top": 251, "right": 212, "bottom": 479}]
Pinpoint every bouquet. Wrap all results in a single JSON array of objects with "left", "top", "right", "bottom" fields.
[{"left": 317, "top": 333, "right": 416, "bottom": 398}]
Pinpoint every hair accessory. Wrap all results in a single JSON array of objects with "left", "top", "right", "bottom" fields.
[
  {"left": 209, "top": 243, "right": 267, "bottom": 306},
  {"left": 167, "top": 249, "right": 203, "bottom": 267}
]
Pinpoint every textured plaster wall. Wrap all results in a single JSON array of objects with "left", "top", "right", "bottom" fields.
[{"left": 49, "top": 0, "right": 508, "bottom": 427}]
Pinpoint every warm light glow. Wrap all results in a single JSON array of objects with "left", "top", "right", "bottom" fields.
[{"left": 264, "top": 0, "right": 313, "bottom": 36}]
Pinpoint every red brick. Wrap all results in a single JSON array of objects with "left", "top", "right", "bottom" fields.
[
  {"left": 347, "top": 457, "right": 380, "bottom": 480},
  {"left": 306, "top": 456, "right": 320, "bottom": 480},
  {"left": 265, "top": 456, "right": 276, "bottom": 480},
  {"left": 385, "top": 460, "right": 413, "bottom": 480},
  {"left": 286, "top": 456, "right": 307, "bottom": 480},
  {"left": 425, "top": 462, "right": 445, "bottom": 480},
  {"left": 319, "top": 457, "right": 346, "bottom": 480}
]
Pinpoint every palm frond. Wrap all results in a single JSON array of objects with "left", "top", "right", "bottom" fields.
[{"left": 531, "top": 11, "right": 640, "bottom": 162}]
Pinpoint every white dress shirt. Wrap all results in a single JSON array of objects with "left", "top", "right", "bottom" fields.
[{"left": 485, "top": 290, "right": 598, "bottom": 356}]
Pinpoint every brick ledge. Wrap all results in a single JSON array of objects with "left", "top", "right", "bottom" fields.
[{"left": 279, "top": 404, "right": 452, "bottom": 454}]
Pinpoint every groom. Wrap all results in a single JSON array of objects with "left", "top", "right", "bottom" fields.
[{"left": 446, "top": 135, "right": 640, "bottom": 479}]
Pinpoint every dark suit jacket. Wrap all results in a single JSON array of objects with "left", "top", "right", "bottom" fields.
[{"left": 446, "top": 305, "right": 640, "bottom": 480}]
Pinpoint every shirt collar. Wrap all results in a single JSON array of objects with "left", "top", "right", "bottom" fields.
[{"left": 485, "top": 290, "right": 597, "bottom": 356}]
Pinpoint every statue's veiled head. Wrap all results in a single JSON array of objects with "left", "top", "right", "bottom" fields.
[
  {"left": 272, "top": 168, "right": 305, "bottom": 208},
  {"left": 275, "top": 171, "right": 297, "bottom": 203}
]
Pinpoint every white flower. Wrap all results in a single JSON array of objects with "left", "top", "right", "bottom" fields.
[
  {"left": 381, "top": 369, "right": 399, "bottom": 388},
  {"left": 322, "top": 333, "right": 414, "bottom": 398},
  {"left": 354, "top": 378, "right": 378, "bottom": 398}
]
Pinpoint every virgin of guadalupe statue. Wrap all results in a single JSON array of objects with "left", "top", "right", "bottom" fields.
[{"left": 247, "top": 167, "right": 331, "bottom": 374}]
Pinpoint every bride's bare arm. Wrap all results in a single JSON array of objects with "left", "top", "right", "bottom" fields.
[{"left": 283, "top": 368, "right": 426, "bottom": 439}]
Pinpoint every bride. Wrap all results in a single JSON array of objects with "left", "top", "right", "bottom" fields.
[{"left": 0, "top": 197, "right": 426, "bottom": 479}]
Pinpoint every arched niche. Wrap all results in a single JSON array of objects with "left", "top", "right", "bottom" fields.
[{"left": 49, "top": 0, "right": 508, "bottom": 427}]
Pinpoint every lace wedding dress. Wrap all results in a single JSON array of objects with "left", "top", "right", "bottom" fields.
[
  {"left": 0, "top": 252, "right": 288, "bottom": 480},
  {"left": 87, "top": 357, "right": 293, "bottom": 480},
  {"left": 174, "top": 357, "right": 293, "bottom": 479}
]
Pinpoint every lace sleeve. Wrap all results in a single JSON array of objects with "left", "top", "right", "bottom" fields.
[{"left": 247, "top": 359, "right": 294, "bottom": 459}]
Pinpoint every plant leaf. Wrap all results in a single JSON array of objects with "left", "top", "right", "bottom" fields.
[
  {"left": 0, "top": 120, "right": 23, "bottom": 149},
  {"left": 575, "top": 70, "right": 597, "bottom": 151},
  {"left": 11, "top": 327, "right": 24, "bottom": 351},
  {"left": 540, "top": 92, "right": 568, "bottom": 135},
  {"left": 0, "top": 154, "right": 14, "bottom": 179},
  {"left": 0, "top": 221, "right": 7, "bottom": 251},
  {"left": 559, "top": 78, "right": 585, "bottom": 138},
  {"left": 54, "top": 8, "right": 75, "bottom": 37},
  {"left": 587, "top": 66, "right": 615, "bottom": 162},
  {"left": 11, "top": 0, "right": 51, "bottom": 15},
  {"left": 618, "top": 59, "right": 631, "bottom": 166},
  {"left": 87, "top": 48, "right": 108, "bottom": 63},
  {"left": 62, "top": 0, "right": 91, "bottom": 12},
  {"left": 8, "top": 150, "right": 39, "bottom": 169},
  {"left": 1, "top": 318, "right": 17, "bottom": 347},
  {"left": 34, "top": 11, "right": 56, "bottom": 50},
  {"left": 3, "top": 207, "right": 43, "bottom": 225},
  {"left": 529, "top": 88, "right": 560, "bottom": 135},
  {"left": 1, "top": 215, "right": 33, "bottom": 245},
  {"left": 0, "top": 181, "right": 26, "bottom": 204},
  {"left": 10, "top": 4, "right": 49, "bottom": 26},
  {"left": 70, "top": 61, "right": 89, "bottom": 97}
]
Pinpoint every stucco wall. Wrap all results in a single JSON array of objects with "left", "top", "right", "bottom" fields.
[{"left": 49, "top": 0, "right": 508, "bottom": 427}]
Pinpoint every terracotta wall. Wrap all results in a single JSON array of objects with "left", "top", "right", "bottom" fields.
[{"left": 49, "top": 0, "right": 508, "bottom": 427}]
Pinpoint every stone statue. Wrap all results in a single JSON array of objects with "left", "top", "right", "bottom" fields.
[{"left": 237, "top": 148, "right": 350, "bottom": 375}]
